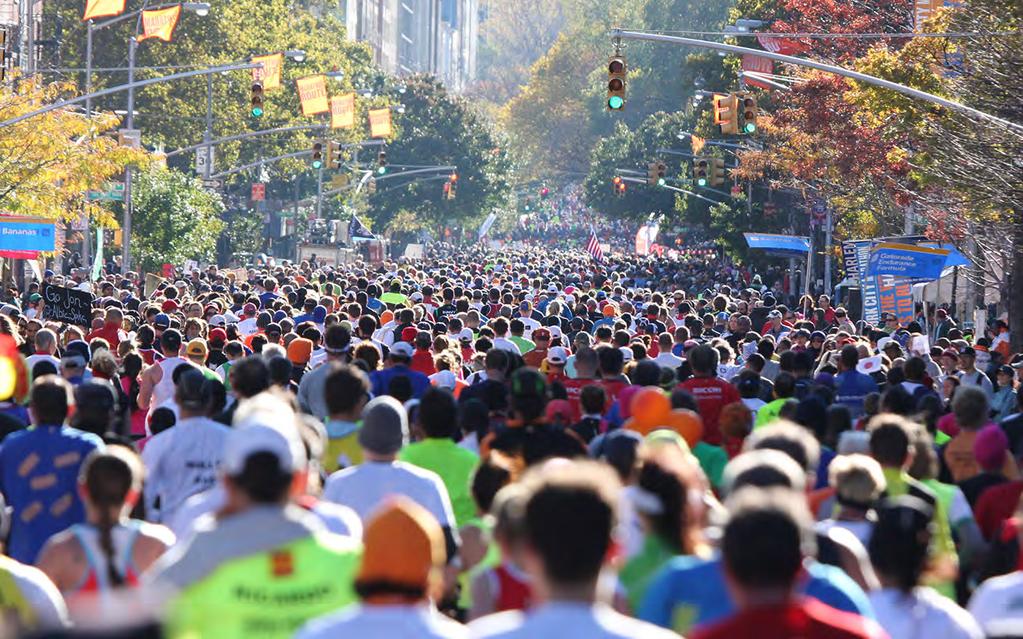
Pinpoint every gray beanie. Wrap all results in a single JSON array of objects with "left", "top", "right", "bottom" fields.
[{"left": 357, "top": 395, "right": 409, "bottom": 455}]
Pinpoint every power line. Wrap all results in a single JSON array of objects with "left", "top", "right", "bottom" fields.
[{"left": 623, "top": 29, "right": 1017, "bottom": 39}]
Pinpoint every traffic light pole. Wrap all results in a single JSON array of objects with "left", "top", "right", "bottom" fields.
[
  {"left": 611, "top": 29, "right": 1023, "bottom": 133},
  {"left": 164, "top": 125, "right": 328, "bottom": 158},
  {"left": 316, "top": 164, "right": 324, "bottom": 219}
]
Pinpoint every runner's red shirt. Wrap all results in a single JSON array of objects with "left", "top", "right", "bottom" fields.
[
  {"left": 693, "top": 598, "right": 887, "bottom": 639},
  {"left": 677, "top": 375, "right": 741, "bottom": 447},
  {"left": 560, "top": 377, "right": 599, "bottom": 422}
]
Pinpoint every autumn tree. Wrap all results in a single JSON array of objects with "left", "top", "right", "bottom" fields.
[{"left": 0, "top": 77, "right": 147, "bottom": 225}]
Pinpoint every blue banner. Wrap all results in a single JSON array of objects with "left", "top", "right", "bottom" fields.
[
  {"left": 866, "top": 242, "right": 950, "bottom": 281},
  {"left": 0, "top": 217, "right": 56, "bottom": 252},
  {"left": 743, "top": 233, "right": 810, "bottom": 256}
]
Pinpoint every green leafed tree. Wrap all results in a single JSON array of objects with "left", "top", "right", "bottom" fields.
[
  {"left": 125, "top": 167, "right": 225, "bottom": 273},
  {"left": 361, "top": 75, "right": 512, "bottom": 232}
]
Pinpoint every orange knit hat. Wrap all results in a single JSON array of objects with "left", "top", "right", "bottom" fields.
[
  {"left": 287, "top": 337, "right": 313, "bottom": 365},
  {"left": 356, "top": 497, "right": 444, "bottom": 591}
]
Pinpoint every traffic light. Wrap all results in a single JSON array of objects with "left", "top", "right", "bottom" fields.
[
  {"left": 647, "top": 162, "right": 658, "bottom": 186},
  {"left": 693, "top": 158, "right": 710, "bottom": 187},
  {"left": 738, "top": 92, "right": 758, "bottom": 133},
  {"left": 324, "top": 141, "right": 343, "bottom": 170},
  {"left": 250, "top": 81, "right": 264, "bottom": 118},
  {"left": 656, "top": 161, "right": 668, "bottom": 187},
  {"left": 376, "top": 148, "right": 388, "bottom": 174},
  {"left": 607, "top": 55, "right": 626, "bottom": 111},
  {"left": 446, "top": 173, "right": 458, "bottom": 200},
  {"left": 712, "top": 93, "right": 739, "bottom": 135},
  {"left": 311, "top": 140, "right": 324, "bottom": 169},
  {"left": 611, "top": 176, "right": 626, "bottom": 198},
  {"left": 710, "top": 158, "right": 727, "bottom": 186}
]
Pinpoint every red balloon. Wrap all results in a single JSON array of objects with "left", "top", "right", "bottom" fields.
[{"left": 630, "top": 387, "right": 671, "bottom": 430}]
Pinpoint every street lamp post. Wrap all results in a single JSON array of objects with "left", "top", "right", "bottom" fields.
[{"left": 83, "top": 2, "right": 210, "bottom": 272}]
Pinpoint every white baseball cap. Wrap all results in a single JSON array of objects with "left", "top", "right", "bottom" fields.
[
  {"left": 546, "top": 346, "right": 569, "bottom": 366},
  {"left": 430, "top": 370, "right": 457, "bottom": 389},
  {"left": 390, "top": 342, "right": 414, "bottom": 358},
  {"left": 222, "top": 422, "right": 303, "bottom": 475}
]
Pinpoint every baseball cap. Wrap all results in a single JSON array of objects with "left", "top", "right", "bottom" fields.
[
  {"left": 222, "top": 422, "right": 304, "bottom": 475},
  {"left": 356, "top": 497, "right": 444, "bottom": 591},
  {"left": 458, "top": 328, "right": 474, "bottom": 343},
  {"left": 401, "top": 327, "right": 419, "bottom": 343},
  {"left": 619, "top": 346, "right": 634, "bottom": 362},
  {"left": 546, "top": 346, "right": 569, "bottom": 366},
  {"left": 153, "top": 313, "right": 171, "bottom": 328},
  {"left": 390, "top": 342, "right": 414, "bottom": 359},
  {"left": 429, "top": 370, "right": 457, "bottom": 390},
  {"left": 358, "top": 396, "right": 409, "bottom": 455},
  {"left": 242, "top": 302, "right": 257, "bottom": 316},
  {"left": 161, "top": 299, "right": 179, "bottom": 313},
  {"left": 185, "top": 339, "right": 208, "bottom": 359},
  {"left": 532, "top": 327, "right": 551, "bottom": 341},
  {"left": 208, "top": 328, "right": 228, "bottom": 345},
  {"left": 768, "top": 309, "right": 783, "bottom": 319}
]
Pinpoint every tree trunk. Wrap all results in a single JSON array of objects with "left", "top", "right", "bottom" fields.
[{"left": 1011, "top": 210, "right": 1023, "bottom": 354}]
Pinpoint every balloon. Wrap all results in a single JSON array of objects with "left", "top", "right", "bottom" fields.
[
  {"left": 630, "top": 386, "right": 671, "bottom": 430},
  {"left": 664, "top": 409, "right": 704, "bottom": 447}
]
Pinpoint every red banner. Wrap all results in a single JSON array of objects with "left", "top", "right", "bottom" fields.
[
  {"left": 251, "top": 183, "right": 266, "bottom": 201},
  {"left": 741, "top": 54, "right": 775, "bottom": 90}
]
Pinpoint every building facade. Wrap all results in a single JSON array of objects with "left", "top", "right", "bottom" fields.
[{"left": 341, "top": 0, "right": 477, "bottom": 92}]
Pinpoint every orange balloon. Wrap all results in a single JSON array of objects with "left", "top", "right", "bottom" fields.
[
  {"left": 663, "top": 409, "right": 704, "bottom": 447},
  {"left": 630, "top": 386, "right": 671, "bottom": 430}
]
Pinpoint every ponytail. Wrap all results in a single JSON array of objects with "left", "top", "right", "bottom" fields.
[{"left": 80, "top": 447, "right": 141, "bottom": 589}]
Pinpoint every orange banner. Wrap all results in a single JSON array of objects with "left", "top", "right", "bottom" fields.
[
  {"left": 137, "top": 6, "right": 181, "bottom": 43},
  {"left": 368, "top": 108, "right": 392, "bottom": 138},
  {"left": 251, "top": 53, "right": 284, "bottom": 91},
  {"left": 83, "top": 0, "right": 125, "bottom": 21},
  {"left": 330, "top": 94, "right": 356, "bottom": 129},
  {"left": 296, "top": 75, "right": 329, "bottom": 116},
  {"left": 691, "top": 134, "right": 706, "bottom": 154},
  {"left": 914, "top": 0, "right": 944, "bottom": 31}
]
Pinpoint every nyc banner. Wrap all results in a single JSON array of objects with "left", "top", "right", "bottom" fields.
[
  {"left": 251, "top": 53, "right": 284, "bottom": 90},
  {"left": 330, "top": 94, "right": 356, "bottom": 129},
  {"left": 866, "top": 242, "right": 950, "bottom": 281},
  {"left": 296, "top": 75, "right": 329, "bottom": 116},
  {"left": 368, "top": 108, "right": 392, "bottom": 138},
  {"left": 83, "top": 0, "right": 125, "bottom": 21},
  {"left": 137, "top": 6, "right": 181, "bottom": 42},
  {"left": 0, "top": 217, "right": 56, "bottom": 253}
]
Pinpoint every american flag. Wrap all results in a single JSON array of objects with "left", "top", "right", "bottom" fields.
[{"left": 586, "top": 226, "right": 604, "bottom": 262}]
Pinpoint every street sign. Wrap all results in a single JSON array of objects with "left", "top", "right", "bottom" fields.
[
  {"left": 118, "top": 129, "right": 142, "bottom": 149},
  {"left": 330, "top": 173, "right": 351, "bottom": 189},
  {"left": 202, "top": 179, "right": 223, "bottom": 189},
  {"left": 86, "top": 182, "right": 125, "bottom": 202},
  {"left": 251, "top": 183, "right": 266, "bottom": 201},
  {"left": 195, "top": 146, "right": 215, "bottom": 177}
]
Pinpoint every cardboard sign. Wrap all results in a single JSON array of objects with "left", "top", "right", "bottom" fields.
[
  {"left": 41, "top": 284, "right": 94, "bottom": 327},
  {"left": 144, "top": 273, "right": 163, "bottom": 298}
]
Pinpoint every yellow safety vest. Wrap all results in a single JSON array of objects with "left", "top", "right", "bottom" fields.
[{"left": 166, "top": 533, "right": 361, "bottom": 639}]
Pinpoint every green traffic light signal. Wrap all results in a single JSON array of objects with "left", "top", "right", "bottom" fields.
[
  {"left": 312, "top": 160, "right": 322, "bottom": 169},
  {"left": 697, "top": 177, "right": 707, "bottom": 186},
  {"left": 377, "top": 166, "right": 386, "bottom": 175},
  {"left": 657, "top": 178, "right": 666, "bottom": 186},
  {"left": 251, "top": 106, "right": 264, "bottom": 118},
  {"left": 607, "top": 95, "right": 624, "bottom": 110},
  {"left": 744, "top": 122, "right": 756, "bottom": 133}
]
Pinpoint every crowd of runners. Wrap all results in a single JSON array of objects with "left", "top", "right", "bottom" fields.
[{"left": 0, "top": 242, "right": 1017, "bottom": 638}]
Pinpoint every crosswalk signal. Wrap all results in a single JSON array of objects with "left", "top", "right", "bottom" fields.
[
  {"left": 710, "top": 158, "right": 727, "bottom": 186},
  {"left": 607, "top": 56, "right": 626, "bottom": 111},
  {"left": 377, "top": 148, "right": 388, "bottom": 175},
  {"left": 713, "top": 93, "right": 739, "bottom": 135},
  {"left": 250, "top": 82, "right": 264, "bottom": 118},
  {"left": 738, "top": 93, "right": 758, "bottom": 133},
  {"left": 693, "top": 158, "right": 710, "bottom": 187},
  {"left": 311, "top": 140, "right": 324, "bottom": 169}
]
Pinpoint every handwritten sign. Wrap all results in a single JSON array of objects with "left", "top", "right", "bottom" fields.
[{"left": 41, "top": 285, "right": 94, "bottom": 327}]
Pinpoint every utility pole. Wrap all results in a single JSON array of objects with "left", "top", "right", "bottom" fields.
[{"left": 824, "top": 206, "right": 833, "bottom": 296}]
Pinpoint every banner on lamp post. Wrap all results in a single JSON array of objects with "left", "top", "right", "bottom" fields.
[
  {"left": 83, "top": 0, "right": 126, "bottom": 21},
  {"left": 137, "top": 5, "right": 181, "bottom": 42},
  {"left": 368, "top": 108, "right": 392, "bottom": 138},
  {"left": 296, "top": 75, "right": 329, "bottom": 116},
  {"left": 251, "top": 53, "right": 284, "bottom": 90},
  {"left": 330, "top": 94, "right": 356, "bottom": 129}
]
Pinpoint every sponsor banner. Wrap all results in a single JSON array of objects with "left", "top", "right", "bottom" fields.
[
  {"left": 866, "top": 242, "right": 950, "bottom": 281},
  {"left": 0, "top": 217, "right": 56, "bottom": 252},
  {"left": 368, "top": 108, "right": 392, "bottom": 138},
  {"left": 83, "top": 0, "right": 125, "bottom": 21}
]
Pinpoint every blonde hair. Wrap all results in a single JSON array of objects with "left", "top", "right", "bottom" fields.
[{"left": 829, "top": 454, "right": 886, "bottom": 505}]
